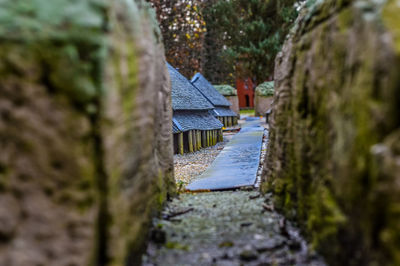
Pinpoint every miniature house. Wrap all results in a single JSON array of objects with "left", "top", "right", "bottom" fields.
[
  {"left": 191, "top": 73, "right": 238, "bottom": 127},
  {"left": 168, "top": 64, "right": 223, "bottom": 154}
]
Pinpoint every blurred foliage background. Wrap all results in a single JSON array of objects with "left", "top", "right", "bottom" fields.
[{"left": 146, "top": 0, "right": 301, "bottom": 85}]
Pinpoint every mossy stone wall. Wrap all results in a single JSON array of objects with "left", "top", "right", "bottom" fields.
[
  {"left": 262, "top": 0, "right": 400, "bottom": 265},
  {"left": 0, "top": 0, "right": 174, "bottom": 265},
  {"left": 105, "top": 1, "right": 175, "bottom": 265}
]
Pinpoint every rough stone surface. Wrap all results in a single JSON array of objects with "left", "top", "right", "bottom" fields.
[
  {"left": 0, "top": 0, "right": 174, "bottom": 265},
  {"left": 262, "top": 1, "right": 400, "bottom": 265},
  {"left": 143, "top": 191, "right": 326, "bottom": 266}
]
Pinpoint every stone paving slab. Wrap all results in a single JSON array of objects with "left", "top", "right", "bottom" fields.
[{"left": 186, "top": 118, "right": 264, "bottom": 191}]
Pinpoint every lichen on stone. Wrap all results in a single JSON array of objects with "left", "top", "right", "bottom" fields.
[{"left": 0, "top": 0, "right": 174, "bottom": 265}]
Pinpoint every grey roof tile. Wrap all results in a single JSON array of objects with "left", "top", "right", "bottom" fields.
[
  {"left": 191, "top": 73, "right": 232, "bottom": 107},
  {"left": 213, "top": 107, "right": 237, "bottom": 117},
  {"left": 167, "top": 63, "right": 214, "bottom": 111},
  {"left": 173, "top": 110, "right": 223, "bottom": 132}
]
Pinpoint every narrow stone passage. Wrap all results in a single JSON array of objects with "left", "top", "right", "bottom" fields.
[{"left": 143, "top": 118, "right": 326, "bottom": 266}]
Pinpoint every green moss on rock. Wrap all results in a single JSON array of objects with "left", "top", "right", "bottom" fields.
[
  {"left": 382, "top": 0, "right": 400, "bottom": 54},
  {"left": 263, "top": 0, "right": 400, "bottom": 265},
  {"left": 0, "top": 0, "right": 174, "bottom": 265}
]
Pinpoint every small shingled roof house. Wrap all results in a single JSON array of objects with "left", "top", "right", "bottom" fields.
[
  {"left": 191, "top": 73, "right": 238, "bottom": 127},
  {"left": 168, "top": 63, "right": 223, "bottom": 154}
]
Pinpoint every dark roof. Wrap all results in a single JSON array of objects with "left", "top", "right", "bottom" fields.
[
  {"left": 173, "top": 110, "right": 223, "bottom": 132},
  {"left": 191, "top": 73, "right": 232, "bottom": 107},
  {"left": 167, "top": 63, "right": 214, "bottom": 111},
  {"left": 212, "top": 107, "right": 237, "bottom": 117}
]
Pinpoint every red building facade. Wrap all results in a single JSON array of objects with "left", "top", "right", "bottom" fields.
[{"left": 236, "top": 78, "right": 255, "bottom": 108}]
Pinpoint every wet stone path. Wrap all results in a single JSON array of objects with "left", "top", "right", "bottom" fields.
[
  {"left": 143, "top": 118, "right": 326, "bottom": 266},
  {"left": 186, "top": 119, "right": 264, "bottom": 191}
]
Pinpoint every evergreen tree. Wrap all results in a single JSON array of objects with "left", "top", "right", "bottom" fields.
[
  {"left": 200, "top": 0, "right": 234, "bottom": 85},
  {"left": 203, "top": 0, "right": 300, "bottom": 84}
]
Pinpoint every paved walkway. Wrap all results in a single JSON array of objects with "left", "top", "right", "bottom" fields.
[{"left": 186, "top": 118, "right": 264, "bottom": 191}]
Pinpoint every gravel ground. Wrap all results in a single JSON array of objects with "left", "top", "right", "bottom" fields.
[{"left": 174, "top": 132, "right": 237, "bottom": 187}]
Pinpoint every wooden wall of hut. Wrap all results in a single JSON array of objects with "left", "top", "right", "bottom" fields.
[
  {"left": 173, "top": 129, "right": 224, "bottom": 154},
  {"left": 183, "top": 131, "right": 189, "bottom": 153},
  {"left": 218, "top": 116, "right": 238, "bottom": 128},
  {"left": 233, "top": 116, "right": 238, "bottom": 125},
  {"left": 173, "top": 134, "right": 179, "bottom": 154}
]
